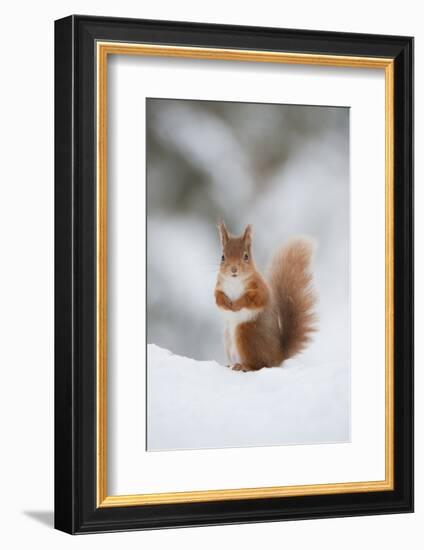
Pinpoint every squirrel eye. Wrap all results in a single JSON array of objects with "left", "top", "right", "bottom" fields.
[
  {"left": 244, "top": 253, "right": 249, "bottom": 261},
  {"left": 221, "top": 254, "right": 225, "bottom": 262}
]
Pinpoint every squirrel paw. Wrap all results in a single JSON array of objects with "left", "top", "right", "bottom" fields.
[
  {"left": 231, "top": 363, "right": 264, "bottom": 372},
  {"left": 232, "top": 363, "right": 252, "bottom": 372}
]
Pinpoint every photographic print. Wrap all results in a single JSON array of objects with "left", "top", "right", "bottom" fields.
[
  {"left": 146, "top": 98, "right": 350, "bottom": 451},
  {"left": 55, "top": 17, "right": 413, "bottom": 532}
]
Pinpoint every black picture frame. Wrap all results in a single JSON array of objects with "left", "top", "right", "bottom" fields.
[{"left": 55, "top": 14, "right": 414, "bottom": 534}]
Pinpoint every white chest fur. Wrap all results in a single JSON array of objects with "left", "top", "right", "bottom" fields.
[
  {"left": 220, "top": 276, "right": 244, "bottom": 301},
  {"left": 220, "top": 276, "right": 257, "bottom": 364}
]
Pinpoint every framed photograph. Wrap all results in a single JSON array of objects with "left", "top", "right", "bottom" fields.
[{"left": 54, "top": 15, "right": 413, "bottom": 534}]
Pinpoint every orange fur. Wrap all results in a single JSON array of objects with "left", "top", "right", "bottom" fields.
[
  {"left": 214, "top": 289, "right": 233, "bottom": 310},
  {"left": 267, "top": 238, "right": 317, "bottom": 360}
]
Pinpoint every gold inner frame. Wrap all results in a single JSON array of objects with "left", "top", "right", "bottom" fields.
[{"left": 96, "top": 42, "right": 395, "bottom": 508}]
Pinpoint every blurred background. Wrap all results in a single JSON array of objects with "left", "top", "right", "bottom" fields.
[{"left": 146, "top": 98, "right": 349, "bottom": 365}]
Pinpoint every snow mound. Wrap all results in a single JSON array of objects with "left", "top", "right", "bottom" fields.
[{"left": 147, "top": 344, "right": 350, "bottom": 451}]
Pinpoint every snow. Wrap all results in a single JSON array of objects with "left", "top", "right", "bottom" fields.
[{"left": 147, "top": 343, "right": 350, "bottom": 451}]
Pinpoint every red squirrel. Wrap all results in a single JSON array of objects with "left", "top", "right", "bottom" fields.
[{"left": 215, "top": 222, "right": 317, "bottom": 372}]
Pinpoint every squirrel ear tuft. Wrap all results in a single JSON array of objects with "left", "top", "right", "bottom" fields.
[
  {"left": 218, "top": 222, "right": 230, "bottom": 247},
  {"left": 243, "top": 224, "right": 253, "bottom": 247}
]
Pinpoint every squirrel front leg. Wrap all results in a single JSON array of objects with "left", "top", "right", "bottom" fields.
[
  {"left": 216, "top": 289, "right": 255, "bottom": 312},
  {"left": 215, "top": 289, "right": 233, "bottom": 311},
  {"left": 231, "top": 289, "right": 267, "bottom": 311}
]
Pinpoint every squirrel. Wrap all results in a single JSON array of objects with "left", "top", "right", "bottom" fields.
[{"left": 215, "top": 222, "right": 317, "bottom": 372}]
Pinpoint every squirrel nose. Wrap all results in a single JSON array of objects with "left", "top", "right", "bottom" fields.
[{"left": 231, "top": 266, "right": 238, "bottom": 274}]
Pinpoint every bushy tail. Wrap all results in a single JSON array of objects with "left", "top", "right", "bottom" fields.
[{"left": 267, "top": 238, "right": 317, "bottom": 360}]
